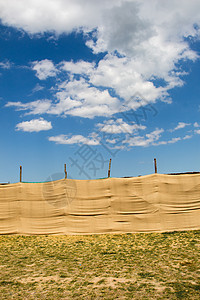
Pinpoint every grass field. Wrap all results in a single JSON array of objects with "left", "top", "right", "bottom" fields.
[{"left": 0, "top": 231, "right": 200, "bottom": 299}]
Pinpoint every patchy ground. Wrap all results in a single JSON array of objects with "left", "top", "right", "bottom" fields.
[{"left": 0, "top": 231, "right": 200, "bottom": 299}]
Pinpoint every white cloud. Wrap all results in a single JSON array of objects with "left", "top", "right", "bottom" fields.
[
  {"left": 96, "top": 118, "right": 146, "bottom": 134},
  {"left": 6, "top": 78, "right": 120, "bottom": 118},
  {"left": 48, "top": 128, "right": 165, "bottom": 148},
  {"left": 16, "top": 118, "right": 52, "bottom": 132},
  {"left": 56, "top": 78, "right": 120, "bottom": 118},
  {"left": 194, "top": 122, "right": 200, "bottom": 127},
  {"left": 32, "top": 83, "right": 44, "bottom": 93},
  {"left": 1, "top": 0, "right": 198, "bottom": 59},
  {"left": 6, "top": 99, "right": 52, "bottom": 115},
  {"left": 0, "top": 61, "right": 11, "bottom": 69},
  {"left": 0, "top": 0, "right": 118, "bottom": 34},
  {"left": 155, "top": 140, "right": 167, "bottom": 145},
  {"left": 154, "top": 134, "right": 193, "bottom": 145},
  {"left": 61, "top": 60, "right": 95, "bottom": 75},
  {"left": 106, "top": 138, "right": 117, "bottom": 144},
  {"left": 89, "top": 54, "right": 167, "bottom": 104},
  {"left": 84, "top": 1, "right": 199, "bottom": 102},
  {"left": 169, "top": 122, "right": 191, "bottom": 132},
  {"left": 48, "top": 123, "right": 196, "bottom": 148},
  {"left": 124, "top": 128, "right": 164, "bottom": 147},
  {"left": 195, "top": 129, "right": 200, "bottom": 134},
  {"left": 48, "top": 94, "right": 81, "bottom": 115},
  {"left": 167, "top": 137, "right": 181, "bottom": 144},
  {"left": 32, "top": 59, "right": 58, "bottom": 80},
  {"left": 48, "top": 134, "right": 99, "bottom": 145},
  {"left": 154, "top": 137, "right": 181, "bottom": 145},
  {"left": 183, "top": 134, "right": 192, "bottom": 140},
  {"left": 2, "top": 0, "right": 200, "bottom": 119}
]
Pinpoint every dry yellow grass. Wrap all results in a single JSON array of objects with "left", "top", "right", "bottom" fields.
[{"left": 0, "top": 231, "right": 200, "bottom": 299}]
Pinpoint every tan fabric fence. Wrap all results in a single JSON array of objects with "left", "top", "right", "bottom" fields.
[{"left": 0, "top": 173, "right": 200, "bottom": 235}]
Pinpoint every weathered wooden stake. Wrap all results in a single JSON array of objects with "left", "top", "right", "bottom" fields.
[
  {"left": 108, "top": 159, "right": 112, "bottom": 178},
  {"left": 20, "top": 165, "right": 22, "bottom": 182},
  {"left": 64, "top": 163, "right": 67, "bottom": 179},
  {"left": 154, "top": 158, "right": 157, "bottom": 174}
]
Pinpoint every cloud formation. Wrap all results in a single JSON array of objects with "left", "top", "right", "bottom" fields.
[
  {"left": 6, "top": 99, "right": 52, "bottom": 115},
  {"left": 47, "top": 119, "right": 199, "bottom": 148},
  {"left": 6, "top": 77, "right": 120, "bottom": 119},
  {"left": 169, "top": 122, "right": 191, "bottom": 132},
  {"left": 194, "top": 122, "right": 200, "bottom": 127},
  {"left": 49, "top": 134, "right": 99, "bottom": 145},
  {"left": 195, "top": 129, "right": 200, "bottom": 135},
  {"left": 2, "top": 0, "right": 200, "bottom": 119},
  {"left": 123, "top": 128, "right": 164, "bottom": 147},
  {"left": 31, "top": 83, "right": 44, "bottom": 94},
  {"left": 0, "top": 61, "right": 11, "bottom": 69},
  {"left": 16, "top": 118, "right": 52, "bottom": 132},
  {"left": 96, "top": 118, "right": 146, "bottom": 134},
  {"left": 0, "top": 0, "right": 118, "bottom": 34},
  {"left": 32, "top": 59, "right": 58, "bottom": 80}
]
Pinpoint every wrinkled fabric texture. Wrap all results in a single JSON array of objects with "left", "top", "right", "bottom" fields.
[{"left": 0, "top": 174, "right": 200, "bottom": 235}]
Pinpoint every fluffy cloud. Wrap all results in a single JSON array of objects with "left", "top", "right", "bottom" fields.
[
  {"left": 55, "top": 78, "right": 120, "bottom": 118},
  {"left": 194, "top": 122, "right": 200, "bottom": 127},
  {"left": 32, "top": 59, "right": 58, "bottom": 80},
  {"left": 0, "top": 61, "right": 11, "bottom": 69},
  {"left": 167, "top": 137, "right": 181, "bottom": 144},
  {"left": 195, "top": 129, "right": 200, "bottom": 135},
  {"left": 85, "top": 0, "right": 199, "bottom": 103},
  {"left": 48, "top": 128, "right": 165, "bottom": 148},
  {"left": 154, "top": 134, "right": 193, "bottom": 145},
  {"left": 89, "top": 54, "right": 167, "bottom": 104},
  {"left": 124, "top": 128, "right": 192, "bottom": 147},
  {"left": 61, "top": 60, "right": 95, "bottom": 75},
  {"left": 6, "top": 78, "right": 120, "bottom": 118},
  {"left": 1, "top": 0, "right": 200, "bottom": 119},
  {"left": 155, "top": 137, "right": 181, "bottom": 145},
  {"left": 2, "top": 1, "right": 200, "bottom": 120},
  {"left": 0, "top": 0, "right": 119, "bottom": 34},
  {"left": 48, "top": 122, "right": 197, "bottom": 148},
  {"left": 183, "top": 135, "right": 192, "bottom": 140},
  {"left": 48, "top": 134, "right": 99, "bottom": 145},
  {"left": 124, "top": 128, "right": 164, "bottom": 147},
  {"left": 1, "top": 0, "right": 199, "bottom": 50},
  {"left": 96, "top": 118, "right": 146, "bottom": 134},
  {"left": 169, "top": 122, "right": 191, "bottom": 132},
  {"left": 16, "top": 118, "right": 52, "bottom": 132},
  {"left": 6, "top": 99, "right": 52, "bottom": 115}
]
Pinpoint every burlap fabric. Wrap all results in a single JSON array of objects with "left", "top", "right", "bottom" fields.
[{"left": 0, "top": 174, "right": 199, "bottom": 234}]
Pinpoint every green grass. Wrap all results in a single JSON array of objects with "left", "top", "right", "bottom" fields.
[{"left": 0, "top": 231, "right": 200, "bottom": 299}]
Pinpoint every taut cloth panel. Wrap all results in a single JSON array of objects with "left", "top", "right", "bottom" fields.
[{"left": 0, "top": 174, "right": 200, "bottom": 235}]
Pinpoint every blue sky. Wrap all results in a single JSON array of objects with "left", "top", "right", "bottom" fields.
[{"left": 0, "top": 0, "right": 200, "bottom": 183}]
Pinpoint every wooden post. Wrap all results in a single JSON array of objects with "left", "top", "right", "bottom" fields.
[
  {"left": 108, "top": 159, "right": 112, "bottom": 178},
  {"left": 64, "top": 163, "right": 67, "bottom": 179},
  {"left": 20, "top": 165, "right": 22, "bottom": 182},
  {"left": 154, "top": 158, "right": 157, "bottom": 174}
]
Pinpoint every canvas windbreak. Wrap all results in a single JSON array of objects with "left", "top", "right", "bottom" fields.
[{"left": 0, "top": 174, "right": 200, "bottom": 235}]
